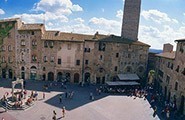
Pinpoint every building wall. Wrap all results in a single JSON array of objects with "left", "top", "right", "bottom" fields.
[{"left": 155, "top": 42, "right": 185, "bottom": 115}]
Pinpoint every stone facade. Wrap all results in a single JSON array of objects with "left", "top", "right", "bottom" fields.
[
  {"left": 121, "top": 0, "right": 141, "bottom": 41},
  {"left": 0, "top": 18, "right": 150, "bottom": 85},
  {"left": 155, "top": 41, "right": 185, "bottom": 115}
]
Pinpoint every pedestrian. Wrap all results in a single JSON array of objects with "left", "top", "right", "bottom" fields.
[
  {"left": 166, "top": 110, "right": 170, "bottom": 120},
  {"left": 59, "top": 94, "right": 62, "bottom": 103},
  {"left": 65, "top": 92, "right": 68, "bottom": 98},
  {"left": 43, "top": 92, "right": 45, "bottom": 99},
  {"left": 89, "top": 92, "right": 94, "bottom": 100},
  {"left": 153, "top": 106, "right": 157, "bottom": 117},
  {"left": 52, "top": 110, "right": 57, "bottom": 120},
  {"left": 62, "top": 106, "right": 66, "bottom": 118}
]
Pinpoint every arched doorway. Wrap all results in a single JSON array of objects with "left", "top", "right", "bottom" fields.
[
  {"left": 85, "top": 72, "right": 90, "bottom": 83},
  {"left": 66, "top": 73, "right": 71, "bottom": 82},
  {"left": 125, "top": 66, "right": 132, "bottom": 73},
  {"left": 21, "top": 67, "right": 25, "bottom": 79},
  {"left": 9, "top": 69, "right": 13, "bottom": 79},
  {"left": 42, "top": 74, "right": 46, "bottom": 81},
  {"left": 74, "top": 73, "right": 79, "bottom": 83},
  {"left": 179, "top": 95, "right": 184, "bottom": 115},
  {"left": 57, "top": 72, "right": 63, "bottom": 81},
  {"left": 48, "top": 72, "right": 54, "bottom": 81},
  {"left": 30, "top": 66, "right": 37, "bottom": 80},
  {"left": 2, "top": 69, "right": 6, "bottom": 78}
]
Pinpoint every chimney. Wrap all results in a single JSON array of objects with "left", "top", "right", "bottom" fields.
[{"left": 121, "top": 0, "right": 141, "bottom": 41}]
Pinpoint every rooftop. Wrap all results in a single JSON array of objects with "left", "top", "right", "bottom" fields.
[
  {"left": 18, "top": 23, "right": 44, "bottom": 30},
  {"left": 175, "top": 38, "right": 185, "bottom": 42},
  {"left": 41, "top": 31, "right": 107, "bottom": 42},
  {"left": 156, "top": 51, "right": 176, "bottom": 59}
]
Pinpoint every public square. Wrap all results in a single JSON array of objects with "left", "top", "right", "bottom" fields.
[{"left": 0, "top": 79, "right": 160, "bottom": 120}]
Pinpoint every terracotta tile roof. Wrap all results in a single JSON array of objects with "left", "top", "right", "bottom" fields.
[
  {"left": 18, "top": 24, "right": 44, "bottom": 30},
  {"left": 156, "top": 51, "right": 176, "bottom": 59},
  {"left": 42, "top": 31, "right": 107, "bottom": 42},
  {"left": 98, "top": 35, "right": 150, "bottom": 47}
]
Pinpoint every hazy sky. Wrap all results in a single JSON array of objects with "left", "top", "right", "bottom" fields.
[{"left": 0, "top": 0, "right": 185, "bottom": 49}]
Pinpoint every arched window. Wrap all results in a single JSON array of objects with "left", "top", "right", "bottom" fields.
[
  {"left": 21, "top": 40, "right": 26, "bottom": 46},
  {"left": 21, "top": 66, "right": 25, "bottom": 71}
]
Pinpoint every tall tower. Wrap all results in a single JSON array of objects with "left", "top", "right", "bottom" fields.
[{"left": 121, "top": 0, "right": 141, "bottom": 41}]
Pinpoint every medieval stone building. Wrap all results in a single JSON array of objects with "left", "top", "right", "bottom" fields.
[{"left": 155, "top": 42, "right": 185, "bottom": 115}]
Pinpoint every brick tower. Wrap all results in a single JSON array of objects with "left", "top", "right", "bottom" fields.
[{"left": 121, "top": 0, "right": 141, "bottom": 41}]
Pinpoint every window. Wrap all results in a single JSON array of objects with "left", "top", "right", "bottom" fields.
[
  {"left": 8, "top": 45, "right": 12, "bottom": 51},
  {"left": 166, "top": 75, "right": 170, "bottom": 84},
  {"left": 21, "top": 40, "right": 26, "bottom": 46},
  {"left": 44, "top": 41, "right": 48, "bottom": 47},
  {"left": 31, "top": 31, "right": 34, "bottom": 35},
  {"left": 114, "top": 66, "right": 118, "bottom": 72},
  {"left": 43, "top": 67, "right": 46, "bottom": 71},
  {"left": 51, "top": 56, "right": 54, "bottom": 62},
  {"left": 85, "top": 60, "right": 89, "bottom": 65},
  {"left": 176, "top": 65, "right": 179, "bottom": 72},
  {"left": 167, "top": 62, "right": 170, "bottom": 68},
  {"left": 32, "top": 40, "right": 37, "bottom": 46},
  {"left": 68, "top": 44, "right": 71, "bottom": 50},
  {"left": 179, "top": 43, "right": 184, "bottom": 53},
  {"left": 175, "top": 82, "right": 178, "bottom": 91},
  {"left": 99, "top": 42, "right": 106, "bottom": 51},
  {"left": 2, "top": 46, "right": 5, "bottom": 51},
  {"left": 171, "top": 63, "right": 173, "bottom": 70},
  {"left": 99, "top": 55, "right": 103, "bottom": 60},
  {"left": 116, "top": 53, "right": 119, "bottom": 58},
  {"left": 2, "top": 56, "right": 5, "bottom": 63},
  {"left": 44, "top": 56, "right": 47, "bottom": 62},
  {"left": 58, "top": 58, "right": 61, "bottom": 64},
  {"left": 158, "top": 70, "right": 164, "bottom": 78},
  {"left": 32, "top": 55, "right": 37, "bottom": 62},
  {"left": 84, "top": 48, "right": 90, "bottom": 52},
  {"left": 76, "top": 60, "right": 80, "bottom": 65},
  {"left": 50, "top": 41, "right": 54, "bottom": 48},
  {"left": 8, "top": 56, "right": 12, "bottom": 63}
]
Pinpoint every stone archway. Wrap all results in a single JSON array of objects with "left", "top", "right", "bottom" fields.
[
  {"left": 57, "top": 72, "right": 63, "bottom": 81},
  {"left": 74, "top": 73, "right": 80, "bottom": 83},
  {"left": 30, "top": 66, "right": 37, "bottom": 80},
  {"left": 125, "top": 66, "right": 132, "bottom": 73},
  {"left": 2, "top": 69, "right": 6, "bottom": 78},
  {"left": 48, "top": 72, "right": 54, "bottom": 81}
]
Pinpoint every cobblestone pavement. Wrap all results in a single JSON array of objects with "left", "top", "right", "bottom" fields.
[{"left": 0, "top": 79, "right": 160, "bottom": 120}]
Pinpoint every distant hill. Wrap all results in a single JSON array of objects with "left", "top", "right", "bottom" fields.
[{"left": 149, "top": 49, "right": 162, "bottom": 54}]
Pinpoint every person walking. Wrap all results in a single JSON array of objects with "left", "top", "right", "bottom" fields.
[
  {"left": 166, "top": 110, "right": 170, "bottom": 120},
  {"left": 59, "top": 94, "right": 62, "bottom": 103},
  {"left": 52, "top": 110, "right": 57, "bottom": 120},
  {"left": 43, "top": 92, "right": 45, "bottom": 99},
  {"left": 153, "top": 106, "right": 157, "bottom": 117},
  {"left": 62, "top": 106, "right": 66, "bottom": 118}
]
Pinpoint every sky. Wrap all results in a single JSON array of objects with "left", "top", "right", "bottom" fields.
[{"left": 0, "top": 0, "right": 185, "bottom": 50}]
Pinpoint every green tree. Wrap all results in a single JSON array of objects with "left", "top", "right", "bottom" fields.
[{"left": 148, "top": 70, "right": 155, "bottom": 85}]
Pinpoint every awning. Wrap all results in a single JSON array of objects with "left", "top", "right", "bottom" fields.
[
  {"left": 106, "top": 81, "right": 140, "bottom": 86},
  {"left": 117, "top": 74, "right": 140, "bottom": 81}
]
